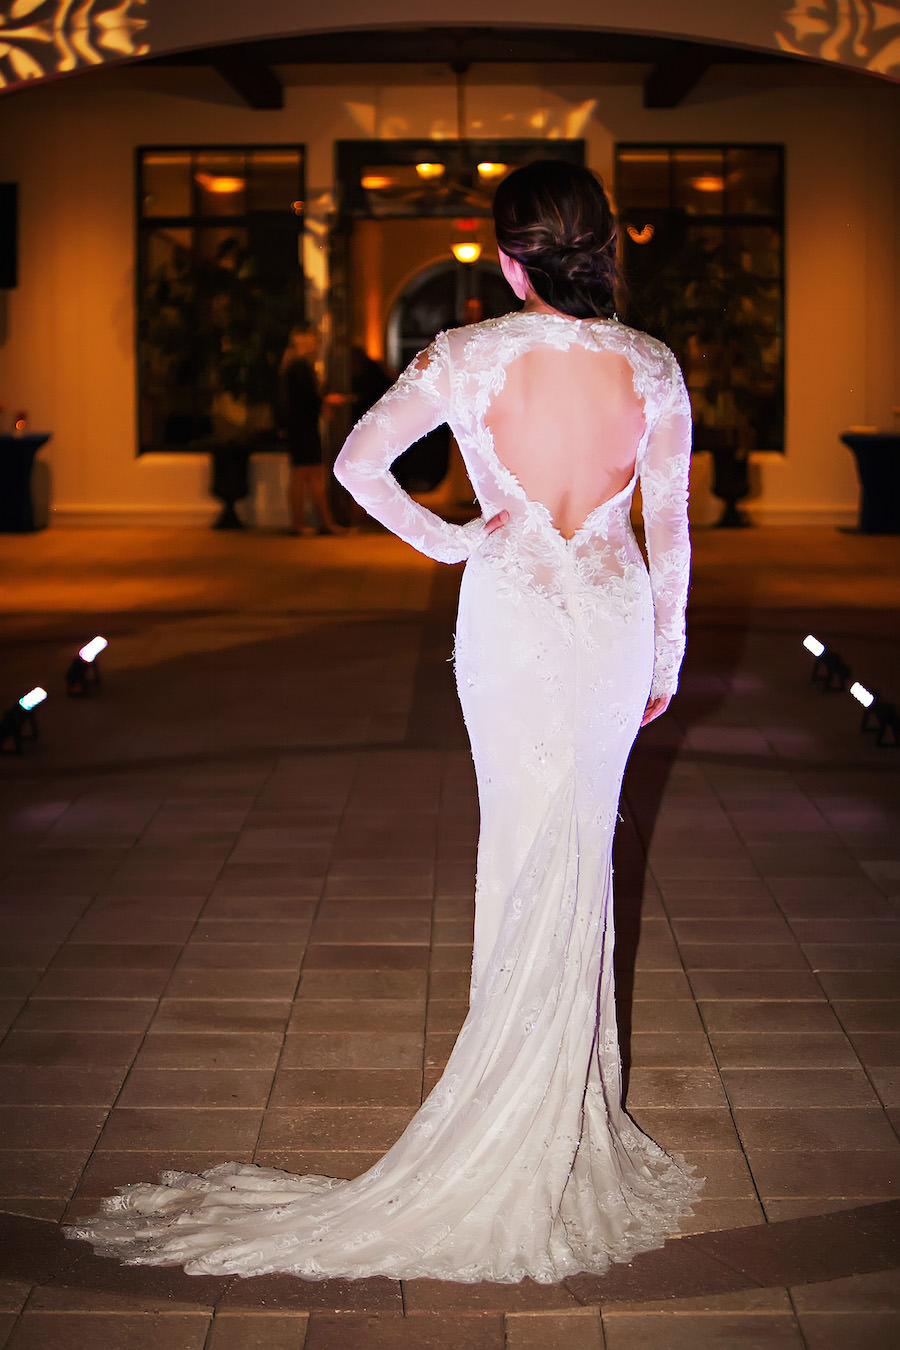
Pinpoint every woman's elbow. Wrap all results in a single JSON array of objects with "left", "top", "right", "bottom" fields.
[{"left": 332, "top": 451, "right": 353, "bottom": 490}]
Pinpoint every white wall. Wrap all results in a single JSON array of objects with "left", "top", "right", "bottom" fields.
[{"left": 0, "top": 64, "right": 896, "bottom": 526}]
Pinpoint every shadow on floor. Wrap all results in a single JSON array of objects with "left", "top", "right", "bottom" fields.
[{"left": 1, "top": 1198, "right": 896, "bottom": 1310}]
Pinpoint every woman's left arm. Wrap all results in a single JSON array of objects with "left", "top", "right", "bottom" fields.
[{"left": 639, "top": 356, "right": 693, "bottom": 706}]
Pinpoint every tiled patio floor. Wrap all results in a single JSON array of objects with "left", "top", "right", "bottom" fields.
[{"left": 0, "top": 523, "right": 898, "bottom": 1348}]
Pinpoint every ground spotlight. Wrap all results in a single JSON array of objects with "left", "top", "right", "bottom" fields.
[
  {"left": 66, "top": 636, "right": 108, "bottom": 697},
  {"left": 856, "top": 688, "right": 899, "bottom": 748},
  {"left": 850, "top": 681, "right": 875, "bottom": 709},
  {"left": 803, "top": 635, "right": 850, "bottom": 691},
  {"left": 0, "top": 687, "right": 47, "bottom": 754}
]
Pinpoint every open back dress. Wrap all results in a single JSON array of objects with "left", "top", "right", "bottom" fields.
[{"left": 67, "top": 311, "right": 701, "bottom": 1283}]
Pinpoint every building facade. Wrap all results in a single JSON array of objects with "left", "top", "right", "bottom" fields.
[{"left": 0, "top": 2, "right": 897, "bottom": 527}]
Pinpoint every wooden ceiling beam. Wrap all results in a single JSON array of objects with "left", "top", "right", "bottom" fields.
[
  {"left": 215, "top": 59, "right": 284, "bottom": 109},
  {"left": 156, "top": 28, "right": 783, "bottom": 72},
  {"left": 644, "top": 53, "right": 712, "bottom": 107}
]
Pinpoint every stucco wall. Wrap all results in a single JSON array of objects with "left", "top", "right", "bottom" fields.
[
  {"left": 4, "top": 1, "right": 898, "bottom": 89},
  {"left": 0, "top": 65, "right": 896, "bottom": 526}
]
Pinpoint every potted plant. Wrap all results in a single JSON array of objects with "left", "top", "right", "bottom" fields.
[
  {"left": 623, "top": 218, "right": 782, "bottom": 526},
  {"left": 139, "top": 234, "right": 305, "bottom": 526}
]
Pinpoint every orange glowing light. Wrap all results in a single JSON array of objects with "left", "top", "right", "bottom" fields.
[
  {"left": 195, "top": 173, "right": 245, "bottom": 195},
  {"left": 476, "top": 162, "right": 508, "bottom": 180},
  {"left": 626, "top": 224, "right": 655, "bottom": 245},
  {"left": 691, "top": 175, "right": 724, "bottom": 193},
  {"left": 415, "top": 163, "right": 446, "bottom": 180},
  {"left": 361, "top": 175, "right": 394, "bottom": 190},
  {"left": 451, "top": 242, "right": 482, "bottom": 264}
]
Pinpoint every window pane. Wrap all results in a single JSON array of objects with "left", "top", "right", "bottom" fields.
[
  {"left": 248, "top": 149, "right": 303, "bottom": 212},
  {"left": 193, "top": 226, "right": 248, "bottom": 264},
  {"left": 673, "top": 149, "right": 724, "bottom": 215},
  {"left": 615, "top": 142, "right": 785, "bottom": 451},
  {"left": 138, "top": 227, "right": 209, "bottom": 450},
  {"left": 143, "top": 225, "right": 191, "bottom": 277},
  {"left": 138, "top": 145, "right": 305, "bottom": 454},
  {"left": 194, "top": 153, "right": 247, "bottom": 217},
  {"left": 616, "top": 148, "right": 670, "bottom": 210},
  {"left": 726, "top": 148, "right": 780, "bottom": 215},
  {"left": 142, "top": 152, "right": 191, "bottom": 217}
]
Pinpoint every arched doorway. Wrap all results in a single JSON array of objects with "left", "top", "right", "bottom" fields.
[
  {"left": 386, "top": 256, "right": 511, "bottom": 371},
  {"left": 386, "top": 256, "right": 512, "bottom": 492}
]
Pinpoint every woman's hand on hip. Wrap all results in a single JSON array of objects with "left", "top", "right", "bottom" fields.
[
  {"left": 484, "top": 510, "right": 509, "bottom": 535},
  {"left": 641, "top": 694, "right": 671, "bottom": 727}
]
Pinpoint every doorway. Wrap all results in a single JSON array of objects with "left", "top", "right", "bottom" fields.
[{"left": 328, "top": 138, "right": 585, "bottom": 500}]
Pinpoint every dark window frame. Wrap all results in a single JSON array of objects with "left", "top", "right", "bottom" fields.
[
  {"left": 615, "top": 141, "right": 786, "bottom": 454},
  {"left": 135, "top": 143, "right": 306, "bottom": 455}
]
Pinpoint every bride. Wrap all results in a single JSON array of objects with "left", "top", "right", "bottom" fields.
[{"left": 67, "top": 160, "right": 701, "bottom": 1283}]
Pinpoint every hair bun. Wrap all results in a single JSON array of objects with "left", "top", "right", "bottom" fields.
[
  {"left": 492, "top": 161, "right": 619, "bottom": 320},
  {"left": 552, "top": 243, "right": 597, "bottom": 281}
]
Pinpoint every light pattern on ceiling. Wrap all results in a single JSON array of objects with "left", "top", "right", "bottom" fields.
[
  {"left": 777, "top": 0, "right": 900, "bottom": 75},
  {"left": 0, "top": 0, "right": 149, "bottom": 88}
]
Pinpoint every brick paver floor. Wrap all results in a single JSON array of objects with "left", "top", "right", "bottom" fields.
[{"left": 0, "top": 522, "right": 898, "bottom": 1348}]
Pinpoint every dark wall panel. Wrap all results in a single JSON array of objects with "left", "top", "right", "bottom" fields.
[{"left": 0, "top": 184, "right": 17, "bottom": 289}]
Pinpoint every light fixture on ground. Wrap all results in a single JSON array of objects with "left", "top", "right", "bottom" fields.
[
  {"left": 853, "top": 682, "right": 899, "bottom": 748},
  {"left": 0, "top": 687, "right": 47, "bottom": 754},
  {"left": 803, "top": 634, "right": 850, "bottom": 691},
  {"left": 850, "top": 681, "right": 875, "bottom": 709},
  {"left": 804, "top": 641, "right": 897, "bottom": 749},
  {"left": 66, "top": 636, "right": 108, "bottom": 697}
]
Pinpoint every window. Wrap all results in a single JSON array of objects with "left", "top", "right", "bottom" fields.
[
  {"left": 136, "top": 146, "right": 305, "bottom": 453},
  {"left": 615, "top": 145, "right": 784, "bottom": 453}
]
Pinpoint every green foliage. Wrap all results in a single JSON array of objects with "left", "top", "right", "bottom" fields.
[
  {"left": 625, "top": 222, "right": 783, "bottom": 450},
  {"left": 651, "top": 231, "right": 779, "bottom": 416},
  {"left": 139, "top": 232, "right": 305, "bottom": 412}
]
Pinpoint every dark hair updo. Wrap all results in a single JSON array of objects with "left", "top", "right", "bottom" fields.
[{"left": 492, "top": 160, "right": 619, "bottom": 320}]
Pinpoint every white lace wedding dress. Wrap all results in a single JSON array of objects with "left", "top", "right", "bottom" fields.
[{"left": 67, "top": 311, "right": 701, "bottom": 1283}]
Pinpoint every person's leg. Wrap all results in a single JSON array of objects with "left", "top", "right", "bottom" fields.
[
  {"left": 289, "top": 465, "right": 316, "bottom": 535},
  {"left": 309, "top": 465, "right": 348, "bottom": 534}
]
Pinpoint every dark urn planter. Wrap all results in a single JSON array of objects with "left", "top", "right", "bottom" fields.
[
  {"left": 209, "top": 444, "right": 252, "bottom": 530},
  {"left": 0, "top": 433, "right": 51, "bottom": 532},
  {"left": 710, "top": 438, "right": 752, "bottom": 529},
  {"left": 840, "top": 431, "right": 900, "bottom": 535}
]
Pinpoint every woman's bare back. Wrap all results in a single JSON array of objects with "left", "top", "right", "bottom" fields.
[{"left": 484, "top": 343, "right": 646, "bottom": 540}]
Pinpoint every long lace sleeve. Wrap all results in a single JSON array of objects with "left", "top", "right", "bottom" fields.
[
  {"left": 333, "top": 334, "right": 484, "bottom": 564},
  {"left": 640, "top": 357, "right": 693, "bottom": 699}
]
